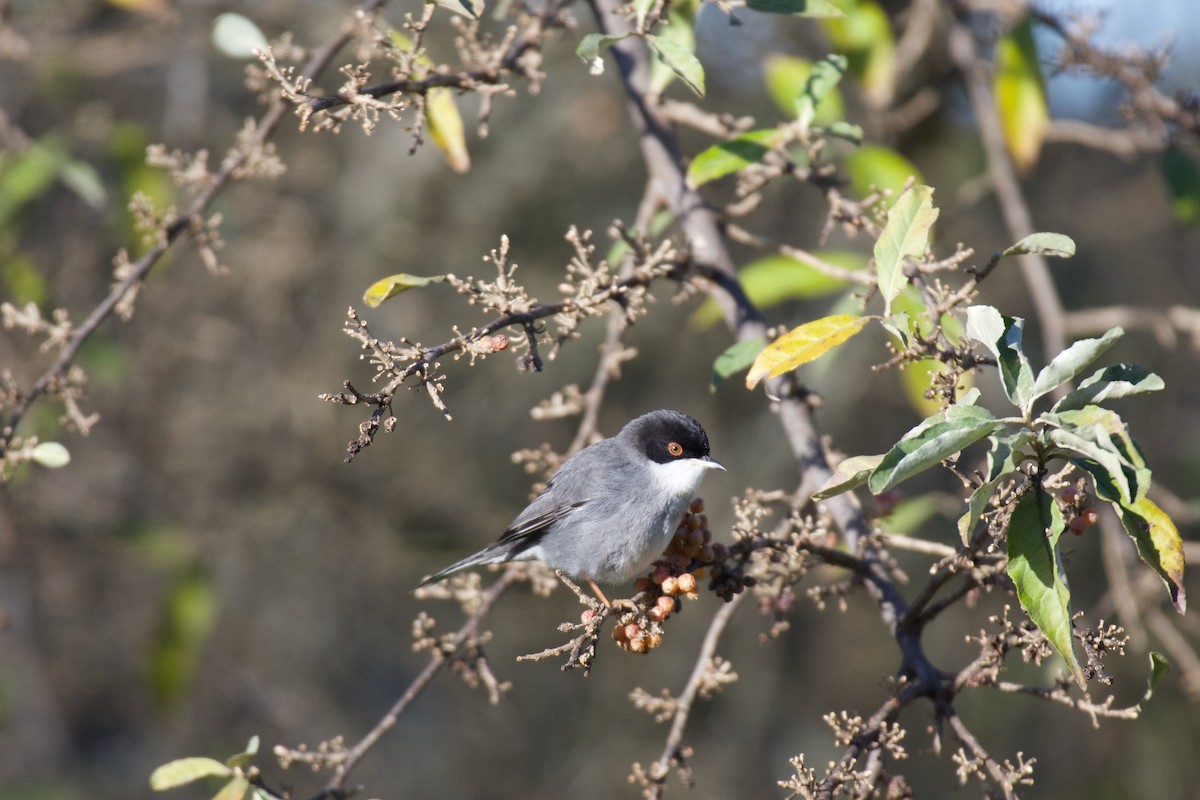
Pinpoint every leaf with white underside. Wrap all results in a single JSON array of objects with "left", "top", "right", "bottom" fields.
[
  {"left": 150, "top": 758, "right": 232, "bottom": 790},
  {"left": 1029, "top": 327, "right": 1123, "bottom": 406},
  {"left": 966, "top": 305, "right": 1035, "bottom": 412},
  {"left": 1003, "top": 232, "right": 1076, "bottom": 258},
  {"left": 30, "top": 441, "right": 70, "bottom": 468},
  {"left": 1053, "top": 364, "right": 1164, "bottom": 412},
  {"left": 867, "top": 404, "right": 1000, "bottom": 494},
  {"left": 813, "top": 454, "right": 885, "bottom": 500}
]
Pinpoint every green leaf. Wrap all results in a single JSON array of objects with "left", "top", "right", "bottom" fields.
[
  {"left": 845, "top": 144, "right": 921, "bottom": 200},
  {"left": 29, "top": 441, "right": 70, "bottom": 468},
  {"left": 995, "top": 18, "right": 1048, "bottom": 171},
  {"left": 965, "top": 305, "right": 1035, "bottom": 412},
  {"left": 1053, "top": 364, "right": 1164, "bottom": 412},
  {"left": 747, "top": 0, "right": 844, "bottom": 16},
  {"left": 1117, "top": 496, "right": 1186, "bottom": 613},
  {"left": 362, "top": 273, "right": 447, "bottom": 307},
  {"left": 150, "top": 758, "right": 233, "bottom": 790},
  {"left": 1145, "top": 652, "right": 1171, "bottom": 701},
  {"left": 1162, "top": 147, "right": 1200, "bottom": 226},
  {"left": 763, "top": 55, "right": 846, "bottom": 122},
  {"left": 686, "top": 129, "right": 784, "bottom": 188},
  {"left": 1007, "top": 490, "right": 1084, "bottom": 687},
  {"left": 813, "top": 453, "right": 885, "bottom": 500},
  {"left": 874, "top": 185, "right": 938, "bottom": 315},
  {"left": 796, "top": 54, "right": 848, "bottom": 132},
  {"left": 689, "top": 251, "right": 864, "bottom": 330},
  {"left": 746, "top": 313, "right": 868, "bottom": 389},
  {"left": 211, "top": 12, "right": 268, "bottom": 58},
  {"left": 576, "top": 32, "right": 630, "bottom": 65},
  {"left": 647, "top": 34, "right": 705, "bottom": 96},
  {"left": 1003, "top": 232, "right": 1076, "bottom": 258},
  {"left": 1029, "top": 327, "right": 1123, "bottom": 406},
  {"left": 225, "top": 736, "right": 260, "bottom": 769},
  {"left": 711, "top": 337, "right": 765, "bottom": 392},
  {"left": 868, "top": 405, "right": 1001, "bottom": 494}
]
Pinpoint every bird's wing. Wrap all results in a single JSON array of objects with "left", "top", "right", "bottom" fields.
[{"left": 494, "top": 498, "right": 587, "bottom": 551}]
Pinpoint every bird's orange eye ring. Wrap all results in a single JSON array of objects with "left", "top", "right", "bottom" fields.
[{"left": 667, "top": 441, "right": 684, "bottom": 457}]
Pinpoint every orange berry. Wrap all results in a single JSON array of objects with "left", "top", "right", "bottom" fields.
[
  {"left": 689, "top": 498, "right": 705, "bottom": 514},
  {"left": 661, "top": 576, "right": 679, "bottom": 595},
  {"left": 677, "top": 573, "right": 697, "bottom": 594},
  {"left": 1081, "top": 508, "right": 1099, "bottom": 526}
]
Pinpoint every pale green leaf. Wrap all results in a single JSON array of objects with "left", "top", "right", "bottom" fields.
[
  {"left": 212, "top": 12, "right": 268, "bottom": 58},
  {"left": 874, "top": 185, "right": 938, "bottom": 315},
  {"left": 648, "top": 10, "right": 695, "bottom": 94},
  {"left": 57, "top": 159, "right": 108, "bottom": 210},
  {"left": 965, "top": 305, "right": 1035, "bottom": 412},
  {"left": 225, "top": 736, "right": 260, "bottom": 769},
  {"left": 813, "top": 453, "right": 885, "bottom": 500},
  {"left": 150, "top": 758, "right": 232, "bottom": 790},
  {"left": 711, "top": 337, "right": 764, "bottom": 392},
  {"left": 647, "top": 35, "right": 705, "bottom": 97},
  {"left": 745, "top": 314, "right": 868, "bottom": 389},
  {"left": 576, "top": 32, "right": 629, "bottom": 65},
  {"left": 213, "top": 777, "right": 249, "bottom": 800},
  {"left": 1003, "top": 232, "right": 1076, "bottom": 258},
  {"left": 1007, "top": 490, "right": 1084, "bottom": 687},
  {"left": 822, "top": 0, "right": 894, "bottom": 98},
  {"left": 30, "top": 441, "right": 70, "bottom": 468},
  {"left": 363, "top": 273, "right": 447, "bottom": 307},
  {"left": 1030, "top": 327, "right": 1123, "bottom": 405},
  {"left": 796, "top": 54, "right": 847, "bottom": 131},
  {"left": 686, "top": 129, "right": 784, "bottom": 188}
]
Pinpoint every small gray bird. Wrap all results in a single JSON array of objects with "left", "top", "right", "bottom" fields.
[{"left": 417, "top": 410, "right": 724, "bottom": 600}]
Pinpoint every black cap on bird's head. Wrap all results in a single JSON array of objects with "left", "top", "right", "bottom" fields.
[{"left": 621, "top": 410, "right": 724, "bottom": 469}]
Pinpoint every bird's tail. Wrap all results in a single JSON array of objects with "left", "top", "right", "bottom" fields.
[{"left": 415, "top": 545, "right": 508, "bottom": 589}]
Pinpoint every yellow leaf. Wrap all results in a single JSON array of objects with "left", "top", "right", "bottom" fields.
[
  {"left": 363, "top": 273, "right": 446, "bottom": 307},
  {"left": 995, "top": 18, "right": 1048, "bottom": 172},
  {"left": 1122, "top": 496, "right": 1186, "bottom": 613},
  {"left": 746, "top": 314, "right": 868, "bottom": 389},
  {"left": 426, "top": 89, "right": 470, "bottom": 174}
]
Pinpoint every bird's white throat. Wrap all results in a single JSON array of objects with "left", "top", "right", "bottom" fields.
[{"left": 646, "top": 457, "right": 722, "bottom": 499}]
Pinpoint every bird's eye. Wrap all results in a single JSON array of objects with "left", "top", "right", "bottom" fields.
[{"left": 667, "top": 441, "right": 684, "bottom": 457}]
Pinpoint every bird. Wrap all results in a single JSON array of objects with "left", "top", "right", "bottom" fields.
[{"left": 417, "top": 409, "right": 724, "bottom": 603}]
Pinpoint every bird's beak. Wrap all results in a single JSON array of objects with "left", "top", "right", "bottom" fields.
[{"left": 701, "top": 455, "right": 726, "bottom": 471}]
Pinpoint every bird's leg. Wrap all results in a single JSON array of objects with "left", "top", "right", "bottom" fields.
[{"left": 586, "top": 578, "right": 612, "bottom": 608}]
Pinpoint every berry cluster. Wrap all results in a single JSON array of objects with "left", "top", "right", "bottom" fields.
[{"left": 1061, "top": 483, "right": 1099, "bottom": 535}]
